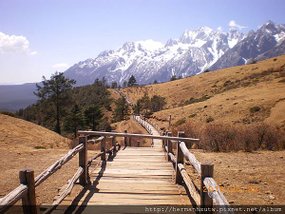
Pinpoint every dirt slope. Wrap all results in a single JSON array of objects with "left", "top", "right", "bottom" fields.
[
  {"left": 0, "top": 113, "right": 70, "bottom": 150},
  {"left": 118, "top": 55, "right": 285, "bottom": 129},
  {"left": 0, "top": 114, "right": 75, "bottom": 204}
]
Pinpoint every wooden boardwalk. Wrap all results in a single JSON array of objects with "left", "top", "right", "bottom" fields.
[
  {"left": 0, "top": 116, "right": 231, "bottom": 214},
  {"left": 54, "top": 145, "right": 191, "bottom": 213}
]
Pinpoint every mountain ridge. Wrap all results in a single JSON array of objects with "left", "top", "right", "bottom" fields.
[{"left": 64, "top": 21, "right": 285, "bottom": 86}]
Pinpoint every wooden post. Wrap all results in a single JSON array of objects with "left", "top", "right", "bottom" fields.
[
  {"left": 124, "top": 130, "right": 128, "bottom": 147},
  {"left": 201, "top": 162, "right": 214, "bottom": 209},
  {"left": 175, "top": 131, "right": 185, "bottom": 184},
  {"left": 101, "top": 136, "right": 106, "bottom": 161},
  {"left": 168, "top": 115, "right": 172, "bottom": 129},
  {"left": 111, "top": 136, "right": 116, "bottom": 154},
  {"left": 162, "top": 131, "right": 166, "bottom": 148},
  {"left": 79, "top": 135, "right": 88, "bottom": 186},
  {"left": 167, "top": 132, "right": 173, "bottom": 161},
  {"left": 19, "top": 169, "right": 38, "bottom": 214}
]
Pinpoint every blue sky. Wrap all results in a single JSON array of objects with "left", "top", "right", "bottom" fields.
[{"left": 0, "top": 0, "right": 284, "bottom": 84}]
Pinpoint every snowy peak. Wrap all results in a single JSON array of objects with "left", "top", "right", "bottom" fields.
[
  {"left": 227, "top": 29, "right": 245, "bottom": 48},
  {"left": 179, "top": 26, "right": 213, "bottom": 46},
  {"left": 64, "top": 21, "right": 285, "bottom": 86},
  {"left": 210, "top": 21, "right": 285, "bottom": 70},
  {"left": 121, "top": 40, "right": 163, "bottom": 52}
]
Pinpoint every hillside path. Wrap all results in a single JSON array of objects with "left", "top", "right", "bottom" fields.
[{"left": 54, "top": 117, "right": 190, "bottom": 213}]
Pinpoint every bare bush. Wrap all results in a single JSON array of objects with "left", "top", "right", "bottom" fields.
[{"left": 173, "top": 121, "right": 285, "bottom": 152}]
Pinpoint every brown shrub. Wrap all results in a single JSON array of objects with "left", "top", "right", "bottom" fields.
[{"left": 173, "top": 121, "right": 285, "bottom": 152}]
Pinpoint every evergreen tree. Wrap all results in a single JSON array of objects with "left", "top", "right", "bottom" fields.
[
  {"left": 122, "top": 81, "right": 128, "bottom": 88},
  {"left": 64, "top": 104, "right": 85, "bottom": 137},
  {"left": 150, "top": 95, "right": 166, "bottom": 112},
  {"left": 34, "top": 72, "right": 76, "bottom": 134},
  {"left": 170, "top": 75, "right": 177, "bottom": 81},
  {"left": 84, "top": 105, "right": 103, "bottom": 130},
  {"left": 127, "top": 75, "right": 137, "bottom": 87},
  {"left": 113, "top": 97, "right": 129, "bottom": 122},
  {"left": 111, "top": 81, "right": 118, "bottom": 89}
]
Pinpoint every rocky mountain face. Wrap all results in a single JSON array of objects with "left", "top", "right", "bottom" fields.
[
  {"left": 65, "top": 21, "right": 285, "bottom": 86},
  {"left": 210, "top": 21, "right": 285, "bottom": 70},
  {"left": 64, "top": 27, "right": 245, "bottom": 85}
]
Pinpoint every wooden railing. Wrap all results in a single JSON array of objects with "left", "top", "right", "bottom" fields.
[
  {"left": 162, "top": 131, "right": 232, "bottom": 212},
  {"left": 0, "top": 135, "right": 119, "bottom": 214}
]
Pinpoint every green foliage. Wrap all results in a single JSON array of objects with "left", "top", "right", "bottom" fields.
[
  {"left": 34, "top": 72, "right": 76, "bottom": 134},
  {"left": 0, "top": 111, "right": 17, "bottom": 117},
  {"left": 34, "top": 146, "right": 46, "bottom": 149},
  {"left": 170, "top": 75, "right": 177, "bottom": 81},
  {"left": 185, "top": 95, "right": 211, "bottom": 105},
  {"left": 111, "top": 81, "right": 118, "bottom": 89},
  {"left": 206, "top": 116, "right": 214, "bottom": 123},
  {"left": 127, "top": 75, "right": 137, "bottom": 87},
  {"left": 84, "top": 105, "right": 103, "bottom": 130},
  {"left": 18, "top": 76, "right": 113, "bottom": 136},
  {"left": 250, "top": 106, "right": 261, "bottom": 113},
  {"left": 174, "top": 118, "right": 186, "bottom": 126},
  {"left": 133, "top": 94, "right": 166, "bottom": 116},
  {"left": 150, "top": 95, "right": 166, "bottom": 112},
  {"left": 64, "top": 105, "right": 85, "bottom": 137},
  {"left": 113, "top": 97, "right": 129, "bottom": 122}
]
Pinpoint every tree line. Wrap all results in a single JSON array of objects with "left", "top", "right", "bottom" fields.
[{"left": 16, "top": 72, "right": 167, "bottom": 137}]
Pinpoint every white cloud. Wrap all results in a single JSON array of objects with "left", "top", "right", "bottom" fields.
[
  {"left": 0, "top": 32, "right": 37, "bottom": 56},
  {"left": 217, "top": 26, "right": 223, "bottom": 31},
  {"left": 52, "top": 63, "right": 69, "bottom": 71},
  {"left": 228, "top": 20, "right": 247, "bottom": 30},
  {"left": 30, "top": 51, "right": 38, "bottom": 55}
]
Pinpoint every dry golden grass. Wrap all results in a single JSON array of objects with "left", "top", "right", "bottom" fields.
[
  {"left": 0, "top": 114, "right": 83, "bottom": 205},
  {"left": 0, "top": 113, "right": 70, "bottom": 150},
  {"left": 189, "top": 150, "right": 285, "bottom": 205},
  {"left": 118, "top": 55, "right": 285, "bottom": 130}
]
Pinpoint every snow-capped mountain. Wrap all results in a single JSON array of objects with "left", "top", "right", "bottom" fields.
[
  {"left": 210, "top": 21, "right": 285, "bottom": 70},
  {"left": 64, "top": 26, "right": 244, "bottom": 85},
  {"left": 64, "top": 21, "right": 285, "bottom": 85}
]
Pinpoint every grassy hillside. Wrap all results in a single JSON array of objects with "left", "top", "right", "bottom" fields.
[
  {"left": 120, "top": 55, "right": 285, "bottom": 130},
  {"left": 0, "top": 113, "right": 70, "bottom": 150},
  {"left": 0, "top": 114, "right": 81, "bottom": 205}
]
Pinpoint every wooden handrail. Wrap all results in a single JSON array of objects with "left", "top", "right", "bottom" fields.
[
  {"left": 179, "top": 141, "right": 201, "bottom": 173},
  {"left": 203, "top": 178, "right": 231, "bottom": 207},
  {"left": 162, "top": 130, "right": 231, "bottom": 209},
  {"left": 0, "top": 184, "right": 28, "bottom": 213},
  {"left": 35, "top": 143, "right": 84, "bottom": 187},
  {"left": 78, "top": 130, "right": 199, "bottom": 142},
  {"left": 87, "top": 136, "right": 104, "bottom": 143},
  {"left": 178, "top": 163, "right": 200, "bottom": 205},
  {"left": 43, "top": 167, "right": 84, "bottom": 214},
  {"left": 0, "top": 133, "right": 120, "bottom": 213}
]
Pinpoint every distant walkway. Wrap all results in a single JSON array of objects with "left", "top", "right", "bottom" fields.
[{"left": 132, "top": 115, "right": 162, "bottom": 148}]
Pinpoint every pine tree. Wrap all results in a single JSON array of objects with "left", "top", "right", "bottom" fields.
[
  {"left": 113, "top": 97, "right": 129, "bottom": 122},
  {"left": 34, "top": 72, "right": 76, "bottom": 134},
  {"left": 64, "top": 105, "right": 85, "bottom": 137},
  {"left": 127, "top": 75, "right": 137, "bottom": 87},
  {"left": 84, "top": 105, "right": 103, "bottom": 130}
]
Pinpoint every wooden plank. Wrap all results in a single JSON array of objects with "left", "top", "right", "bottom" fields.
[
  {"left": 55, "top": 135, "right": 193, "bottom": 210},
  {"left": 91, "top": 169, "right": 173, "bottom": 176},
  {"left": 64, "top": 193, "right": 191, "bottom": 203}
]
